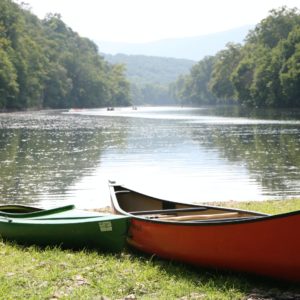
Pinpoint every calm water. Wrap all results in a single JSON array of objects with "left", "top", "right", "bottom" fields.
[{"left": 0, "top": 106, "right": 300, "bottom": 208}]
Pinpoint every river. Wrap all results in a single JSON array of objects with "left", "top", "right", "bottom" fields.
[{"left": 0, "top": 106, "right": 299, "bottom": 208}]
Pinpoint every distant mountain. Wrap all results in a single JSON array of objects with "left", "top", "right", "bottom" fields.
[
  {"left": 100, "top": 25, "right": 253, "bottom": 105},
  {"left": 103, "top": 53, "right": 195, "bottom": 85},
  {"left": 97, "top": 25, "right": 253, "bottom": 61}
]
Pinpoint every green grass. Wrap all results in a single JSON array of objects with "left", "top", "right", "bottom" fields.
[
  {"left": 214, "top": 197, "right": 300, "bottom": 214},
  {"left": 0, "top": 199, "right": 299, "bottom": 300}
]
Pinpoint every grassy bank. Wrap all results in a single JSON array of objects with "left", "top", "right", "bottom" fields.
[
  {"left": 210, "top": 198, "right": 300, "bottom": 214},
  {"left": 0, "top": 199, "right": 299, "bottom": 300}
]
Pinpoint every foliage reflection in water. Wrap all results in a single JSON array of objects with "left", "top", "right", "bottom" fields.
[{"left": 0, "top": 106, "right": 299, "bottom": 208}]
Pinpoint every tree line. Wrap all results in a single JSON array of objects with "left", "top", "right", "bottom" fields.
[
  {"left": 0, "top": 0, "right": 131, "bottom": 111},
  {"left": 171, "top": 7, "right": 300, "bottom": 108}
]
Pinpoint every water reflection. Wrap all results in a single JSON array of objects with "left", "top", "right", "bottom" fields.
[
  {"left": 0, "top": 111, "right": 127, "bottom": 207},
  {"left": 190, "top": 123, "right": 300, "bottom": 197},
  {"left": 0, "top": 107, "right": 299, "bottom": 208}
]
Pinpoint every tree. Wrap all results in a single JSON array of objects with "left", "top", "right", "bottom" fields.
[
  {"left": 43, "top": 63, "right": 72, "bottom": 108},
  {"left": 246, "top": 6, "right": 300, "bottom": 48},
  {"left": 0, "top": 47, "right": 19, "bottom": 108},
  {"left": 209, "top": 43, "right": 242, "bottom": 102},
  {"left": 172, "top": 57, "right": 217, "bottom": 106},
  {"left": 280, "top": 44, "right": 300, "bottom": 106},
  {"left": 0, "top": 1, "right": 131, "bottom": 110},
  {"left": 279, "top": 25, "right": 300, "bottom": 106},
  {"left": 108, "top": 64, "right": 131, "bottom": 106}
]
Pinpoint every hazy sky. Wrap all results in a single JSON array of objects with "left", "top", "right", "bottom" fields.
[{"left": 19, "top": 0, "right": 300, "bottom": 43}]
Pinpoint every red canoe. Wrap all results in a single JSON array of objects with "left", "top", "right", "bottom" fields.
[{"left": 109, "top": 182, "right": 300, "bottom": 282}]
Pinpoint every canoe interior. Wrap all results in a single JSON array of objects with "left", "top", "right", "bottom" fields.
[{"left": 111, "top": 185, "right": 266, "bottom": 222}]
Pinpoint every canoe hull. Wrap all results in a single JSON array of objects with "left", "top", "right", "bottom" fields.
[
  {"left": 0, "top": 205, "right": 129, "bottom": 251},
  {"left": 128, "top": 214, "right": 300, "bottom": 281},
  {"left": 109, "top": 183, "right": 300, "bottom": 281}
]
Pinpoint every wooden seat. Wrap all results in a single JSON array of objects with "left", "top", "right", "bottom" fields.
[{"left": 158, "top": 212, "right": 241, "bottom": 221}]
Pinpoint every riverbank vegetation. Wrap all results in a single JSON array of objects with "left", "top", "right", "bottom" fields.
[
  {"left": 2, "top": 2, "right": 300, "bottom": 110},
  {"left": 0, "top": 199, "right": 299, "bottom": 299},
  {"left": 0, "top": 0, "right": 131, "bottom": 111},
  {"left": 171, "top": 7, "right": 300, "bottom": 108}
]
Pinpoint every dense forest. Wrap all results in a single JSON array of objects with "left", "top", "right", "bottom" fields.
[
  {"left": 0, "top": 0, "right": 131, "bottom": 111},
  {"left": 171, "top": 7, "right": 300, "bottom": 108},
  {"left": 2, "top": 2, "right": 300, "bottom": 110},
  {"left": 104, "top": 54, "right": 194, "bottom": 105}
]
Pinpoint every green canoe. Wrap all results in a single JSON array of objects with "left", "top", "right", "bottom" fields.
[{"left": 0, "top": 204, "right": 129, "bottom": 251}]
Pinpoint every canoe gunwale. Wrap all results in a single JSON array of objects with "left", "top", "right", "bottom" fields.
[
  {"left": 118, "top": 210, "right": 300, "bottom": 226},
  {"left": 109, "top": 183, "right": 300, "bottom": 226},
  {"left": 0, "top": 205, "right": 75, "bottom": 218},
  {"left": 0, "top": 215, "right": 130, "bottom": 225}
]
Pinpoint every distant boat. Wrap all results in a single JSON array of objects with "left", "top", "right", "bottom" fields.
[
  {"left": 109, "top": 182, "right": 300, "bottom": 282},
  {"left": 107, "top": 107, "right": 115, "bottom": 111},
  {"left": 0, "top": 204, "right": 129, "bottom": 251},
  {"left": 132, "top": 106, "right": 137, "bottom": 110}
]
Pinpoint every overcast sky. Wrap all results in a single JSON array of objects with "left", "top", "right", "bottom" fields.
[{"left": 18, "top": 0, "right": 300, "bottom": 43}]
